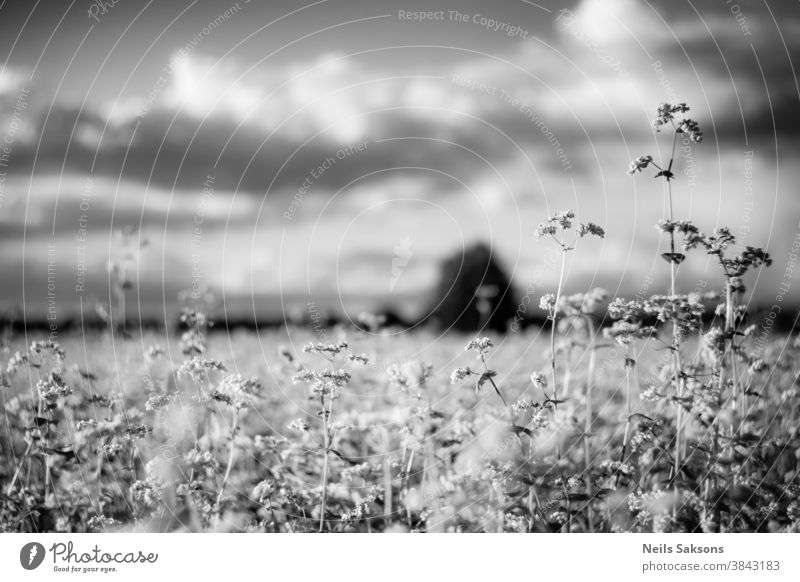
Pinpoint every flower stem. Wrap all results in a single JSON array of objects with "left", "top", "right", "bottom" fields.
[
  {"left": 551, "top": 249, "right": 567, "bottom": 404},
  {"left": 319, "top": 392, "right": 330, "bottom": 533},
  {"left": 215, "top": 408, "right": 240, "bottom": 513},
  {"left": 584, "top": 316, "right": 597, "bottom": 531}
]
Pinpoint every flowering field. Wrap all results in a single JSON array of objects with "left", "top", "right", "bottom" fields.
[{"left": 0, "top": 318, "right": 798, "bottom": 533}]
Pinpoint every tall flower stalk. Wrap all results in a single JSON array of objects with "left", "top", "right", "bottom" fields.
[
  {"left": 628, "top": 103, "right": 702, "bottom": 494},
  {"left": 292, "top": 339, "right": 352, "bottom": 532},
  {"left": 535, "top": 212, "right": 605, "bottom": 406},
  {"left": 555, "top": 289, "right": 608, "bottom": 531}
]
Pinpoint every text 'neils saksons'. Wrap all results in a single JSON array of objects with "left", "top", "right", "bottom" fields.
[{"left": 643, "top": 544, "right": 724, "bottom": 554}]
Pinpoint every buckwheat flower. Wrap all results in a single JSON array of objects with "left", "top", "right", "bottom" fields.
[
  {"left": 627, "top": 154, "right": 653, "bottom": 174},
  {"left": 676, "top": 118, "right": 703, "bottom": 142},
  {"left": 145, "top": 392, "right": 175, "bottom": 412},
  {"left": 726, "top": 247, "right": 772, "bottom": 277},
  {"left": 530, "top": 371, "right": 548, "bottom": 389},
  {"left": 76, "top": 419, "right": 97, "bottom": 431},
  {"left": 388, "top": 361, "right": 434, "bottom": 393},
  {"left": 557, "top": 292, "right": 585, "bottom": 317},
  {"left": 252, "top": 480, "right": 276, "bottom": 502},
  {"left": 179, "top": 308, "right": 208, "bottom": 329},
  {"left": 185, "top": 449, "right": 219, "bottom": 477},
  {"left": 659, "top": 220, "right": 700, "bottom": 236},
  {"left": 652, "top": 102, "right": 690, "bottom": 131},
  {"left": 320, "top": 368, "right": 351, "bottom": 386},
  {"left": 348, "top": 353, "right": 369, "bottom": 366},
  {"left": 131, "top": 477, "right": 164, "bottom": 508},
  {"left": 549, "top": 511, "right": 569, "bottom": 525},
  {"left": 6, "top": 351, "right": 28, "bottom": 375},
  {"left": 144, "top": 345, "right": 165, "bottom": 361},
  {"left": 291, "top": 370, "right": 316, "bottom": 384},
  {"left": 102, "top": 442, "right": 123, "bottom": 457},
  {"left": 539, "top": 293, "right": 556, "bottom": 312},
  {"left": 640, "top": 384, "right": 664, "bottom": 402},
  {"left": 216, "top": 374, "right": 262, "bottom": 409},
  {"left": 567, "top": 475, "right": 582, "bottom": 490},
  {"left": 701, "top": 328, "right": 726, "bottom": 367},
  {"left": 599, "top": 460, "right": 634, "bottom": 476},
  {"left": 652, "top": 102, "right": 674, "bottom": 129},
  {"left": 37, "top": 373, "right": 72, "bottom": 409},
  {"left": 303, "top": 338, "right": 349, "bottom": 355},
  {"left": 702, "top": 227, "right": 736, "bottom": 255},
  {"left": 288, "top": 418, "right": 310, "bottom": 432},
  {"left": 608, "top": 298, "right": 646, "bottom": 321},
  {"left": 603, "top": 321, "right": 631, "bottom": 343},
  {"left": 29, "top": 340, "right": 66, "bottom": 361},
  {"left": 553, "top": 210, "right": 575, "bottom": 230},
  {"left": 742, "top": 324, "right": 758, "bottom": 338},
  {"left": 534, "top": 222, "right": 557, "bottom": 238},
  {"left": 125, "top": 423, "right": 153, "bottom": 440},
  {"left": 747, "top": 359, "right": 766, "bottom": 375},
  {"left": 656, "top": 219, "right": 676, "bottom": 233},
  {"left": 386, "top": 363, "right": 410, "bottom": 391},
  {"left": 511, "top": 398, "right": 536, "bottom": 414},
  {"left": 465, "top": 337, "right": 493, "bottom": 354},
  {"left": 580, "top": 287, "right": 608, "bottom": 315},
  {"left": 450, "top": 366, "right": 474, "bottom": 384},
  {"left": 179, "top": 329, "right": 206, "bottom": 356},
  {"left": 577, "top": 222, "right": 605, "bottom": 239},
  {"left": 340, "top": 462, "right": 372, "bottom": 482},
  {"left": 176, "top": 357, "right": 226, "bottom": 384}
]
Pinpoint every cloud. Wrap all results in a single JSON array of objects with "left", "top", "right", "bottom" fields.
[{"left": 2, "top": 0, "right": 800, "bottom": 319}]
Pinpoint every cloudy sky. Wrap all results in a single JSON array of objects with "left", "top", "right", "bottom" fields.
[{"left": 1, "top": 0, "right": 798, "bottom": 324}]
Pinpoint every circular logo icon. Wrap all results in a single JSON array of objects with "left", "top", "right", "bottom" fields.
[{"left": 20, "top": 542, "right": 46, "bottom": 570}]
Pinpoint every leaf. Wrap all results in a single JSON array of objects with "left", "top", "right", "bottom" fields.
[
  {"left": 654, "top": 170, "right": 674, "bottom": 180},
  {"left": 328, "top": 449, "right": 360, "bottom": 466},
  {"left": 661, "top": 252, "right": 686, "bottom": 264},
  {"left": 476, "top": 370, "right": 497, "bottom": 392},
  {"left": 510, "top": 424, "right": 534, "bottom": 437},
  {"left": 734, "top": 432, "right": 762, "bottom": 446},
  {"left": 43, "top": 447, "right": 80, "bottom": 462},
  {"left": 544, "top": 398, "right": 567, "bottom": 406},
  {"left": 627, "top": 413, "right": 653, "bottom": 422}
]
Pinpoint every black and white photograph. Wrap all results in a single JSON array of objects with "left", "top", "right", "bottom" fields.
[{"left": 1, "top": 0, "right": 799, "bottom": 579}]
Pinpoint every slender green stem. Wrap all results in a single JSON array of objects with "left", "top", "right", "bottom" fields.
[
  {"left": 551, "top": 249, "right": 567, "bottom": 404},
  {"left": 584, "top": 316, "right": 597, "bottom": 531},
  {"left": 479, "top": 353, "right": 508, "bottom": 407},
  {"left": 319, "top": 392, "right": 330, "bottom": 533},
  {"left": 663, "top": 125, "right": 685, "bottom": 522},
  {"left": 215, "top": 408, "right": 240, "bottom": 512},
  {"left": 618, "top": 345, "right": 634, "bottom": 472}
]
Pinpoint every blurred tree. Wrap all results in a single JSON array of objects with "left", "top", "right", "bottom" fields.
[{"left": 424, "top": 242, "right": 518, "bottom": 332}]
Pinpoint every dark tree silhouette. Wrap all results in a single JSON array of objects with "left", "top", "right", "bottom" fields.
[{"left": 424, "top": 242, "right": 518, "bottom": 332}]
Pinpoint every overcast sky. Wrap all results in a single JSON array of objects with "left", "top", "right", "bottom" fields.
[{"left": 1, "top": 0, "right": 798, "bottom": 323}]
